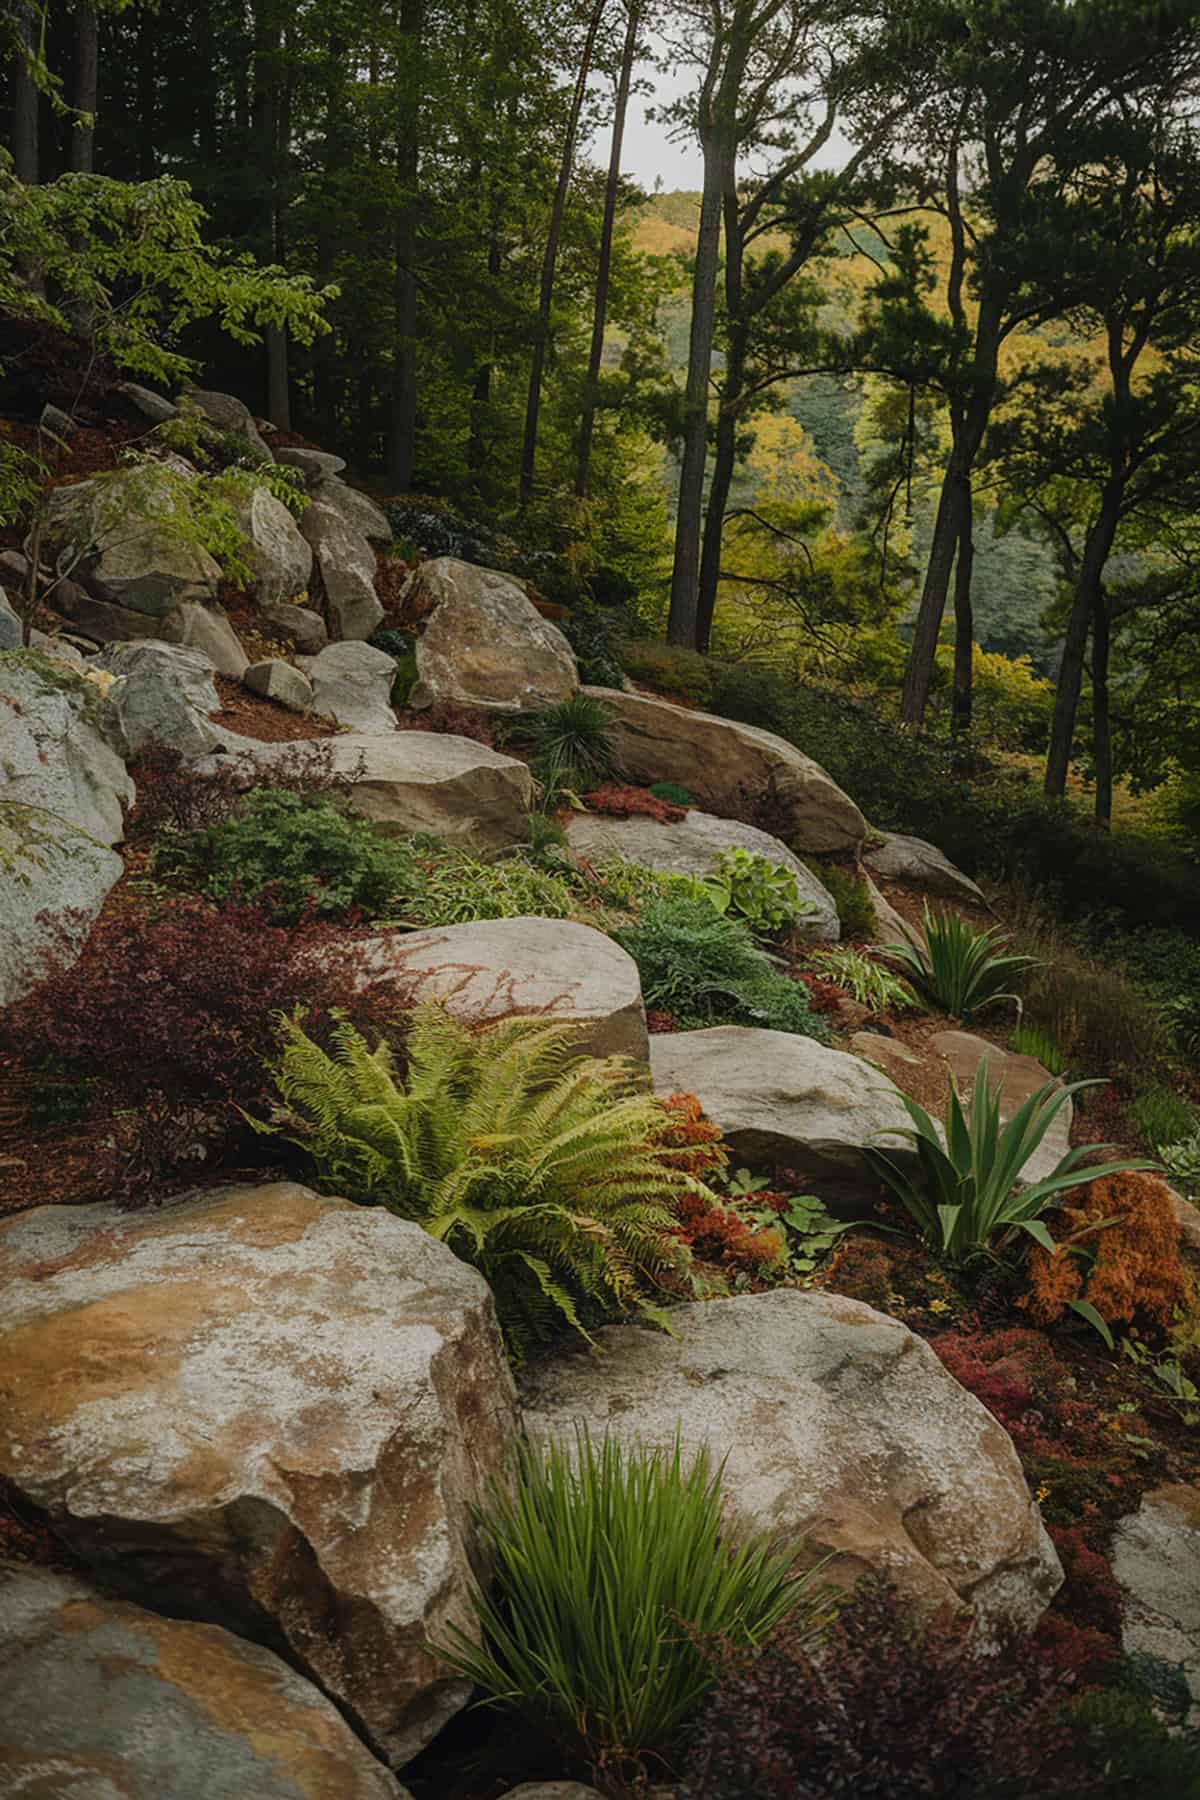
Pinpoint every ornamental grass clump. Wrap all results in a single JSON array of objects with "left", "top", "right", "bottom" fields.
[
  {"left": 864, "top": 1061, "right": 1154, "bottom": 1273},
  {"left": 434, "top": 1430, "right": 832, "bottom": 1775},
  {"left": 258, "top": 1006, "right": 714, "bottom": 1354},
  {"left": 883, "top": 904, "right": 1039, "bottom": 1019}
]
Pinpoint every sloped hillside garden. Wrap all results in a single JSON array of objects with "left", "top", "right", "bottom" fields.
[{"left": 4, "top": 427, "right": 1200, "bottom": 1798}]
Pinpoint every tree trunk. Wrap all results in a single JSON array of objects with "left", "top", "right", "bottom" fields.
[
  {"left": 313, "top": 31, "right": 345, "bottom": 442},
  {"left": 1044, "top": 476, "right": 1123, "bottom": 797},
  {"left": 951, "top": 490, "right": 974, "bottom": 737},
  {"left": 666, "top": 145, "right": 724, "bottom": 647},
  {"left": 12, "top": 2, "right": 39, "bottom": 183},
  {"left": 900, "top": 451, "right": 969, "bottom": 722},
  {"left": 387, "top": 0, "right": 424, "bottom": 491},
  {"left": 70, "top": 3, "right": 98, "bottom": 172},
  {"left": 1092, "top": 588, "right": 1112, "bottom": 828},
  {"left": 575, "top": 0, "right": 640, "bottom": 498},
  {"left": 253, "top": 0, "right": 290, "bottom": 426},
  {"left": 518, "top": 0, "right": 606, "bottom": 507}
]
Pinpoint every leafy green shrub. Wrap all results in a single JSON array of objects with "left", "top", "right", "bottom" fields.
[
  {"left": 163, "top": 788, "right": 425, "bottom": 923},
  {"left": 808, "top": 946, "right": 919, "bottom": 1014},
  {"left": 883, "top": 904, "right": 1038, "bottom": 1019},
  {"left": 399, "top": 848, "right": 579, "bottom": 927},
  {"left": 706, "top": 848, "right": 816, "bottom": 937},
  {"left": 864, "top": 1061, "right": 1152, "bottom": 1269},
  {"left": 1127, "top": 1085, "right": 1200, "bottom": 1156},
  {"left": 649, "top": 780, "right": 693, "bottom": 807},
  {"left": 260, "top": 1008, "right": 708, "bottom": 1352},
  {"left": 806, "top": 860, "right": 875, "bottom": 940},
  {"left": 617, "top": 636, "right": 715, "bottom": 705},
  {"left": 434, "top": 1429, "right": 830, "bottom": 1772},
  {"left": 561, "top": 606, "right": 625, "bottom": 687},
  {"left": 509, "top": 691, "right": 621, "bottom": 801},
  {"left": 1162, "top": 1131, "right": 1200, "bottom": 1199},
  {"left": 615, "top": 896, "right": 830, "bottom": 1040}
]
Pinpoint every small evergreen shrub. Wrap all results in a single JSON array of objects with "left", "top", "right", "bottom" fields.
[
  {"left": 615, "top": 895, "right": 830, "bottom": 1040},
  {"left": 649, "top": 780, "right": 693, "bottom": 807},
  {"left": 806, "top": 861, "right": 875, "bottom": 940},
  {"left": 561, "top": 605, "right": 625, "bottom": 687},
  {"left": 260, "top": 1008, "right": 710, "bottom": 1352},
  {"left": 435, "top": 1430, "right": 830, "bottom": 1775},
  {"left": 616, "top": 636, "right": 714, "bottom": 704},
  {"left": 508, "top": 691, "right": 622, "bottom": 801},
  {"left": 1126, "top": 1084, "right": 1199, "bottom": 1156}
]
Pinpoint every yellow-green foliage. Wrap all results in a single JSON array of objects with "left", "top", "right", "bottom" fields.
[{"left": 260, "top": 1006, "right": 710, "bottom": 1354}]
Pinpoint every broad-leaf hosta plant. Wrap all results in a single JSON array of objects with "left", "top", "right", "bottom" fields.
[
  {"left": 434, "top": 1429, "right": 833, "bottom": 1775},
  {"left": 258, "top": 1006, "right": 712, "bottom": 1353},
  {"left": 864, "top": 1062, "right": 1155, "bottom": 1276},
  {"left": 883, "top": 905, "right": 1039, "bottom": 1019}
]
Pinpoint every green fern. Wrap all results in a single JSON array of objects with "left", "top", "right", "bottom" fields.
[{"left": 258, "top": 1006, "right": 711, "bottom": 1355}]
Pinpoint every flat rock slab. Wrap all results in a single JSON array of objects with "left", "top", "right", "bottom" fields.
[
  {"left": 407, "top": 557, "right": 578, "bottom": 713},
  {"left": 208, "top": 730, "right": 535, "bottom": 850},
  {"left": 930, "top": 1030, "right": 1070, "bottom": 1183},
  {"left": 521, "top": 1289, "right": 1061, "bottom": 1636},
  {"left": 1112, "top": 1484, "right": 1200, "bottom": 1728},
  {"left": 648, "top": 1026, "right": 913, "bottom": 1196},
  {"left": 0, "top": 1566, "right": 410, "bottom": 1799},
  {"left": 0, "top": 650, "right": 132, "bottom": 844},
  {"left": 0, "top": 1182, "right": 518, "bottom": 1768},
  {"left": 566, "top": 809, "right": 839, "bottom": 943},
  {"left": 0, "top": 806, "right": 123, "bottom": 1007},
  {"left": 276, "top": 445, "right": 348, "bottom": 484},
  {"left": 585, "top": 687, "right": 865, "bottom": 854},
  {"left": 865, "top": 831, "right": 986, "bottom": 904},
  {"left": 358, "top": 918, "right": 649, "bottom": 1064}
]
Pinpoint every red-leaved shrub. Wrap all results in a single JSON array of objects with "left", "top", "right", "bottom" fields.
[
  {"left": 397, "top": 703, "right": 497, "bottom": 746},
  {"left": 583, "top": 783, "right": 686, "bottom": 823},
  {"left": 126, "top": 738, "right": 346, "bottom": 844}
]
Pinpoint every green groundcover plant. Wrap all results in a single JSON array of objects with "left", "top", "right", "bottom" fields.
[
  {"left": 884, "top": 904, "right": 1039, "bottom": 1018},
  {"left": 808, "top": 945, "right": 919, "bottom": 1013},
  {"left": 864, "top": 1062, "right": 1155, "bottom": 1278},
  {"left": 433, "top": 1429, "right": 833, "bottom": 1775},
  {"left": 257, "top": 1007, "right": 712, "bottom": 1353}
]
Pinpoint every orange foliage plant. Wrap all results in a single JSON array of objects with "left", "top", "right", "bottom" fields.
[{"left": 1022, "top": 1171, "right": 1187, "bottom": 1332}]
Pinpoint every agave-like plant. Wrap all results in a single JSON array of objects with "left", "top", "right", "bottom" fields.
[
  {"left": 864, "top": 1060, "right": 1156, "bottom": 1285},
  {"left": 882, "top": 904, "right": 1039, "bottom": 1018}
]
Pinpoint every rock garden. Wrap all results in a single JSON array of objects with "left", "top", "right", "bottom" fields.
[{"left": 3, "top": 397, "right": 1200, "bottom": 1800}]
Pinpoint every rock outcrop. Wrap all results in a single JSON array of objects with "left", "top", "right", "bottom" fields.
[
  {"left": 97, "top": 638, "right": 222, "bottom": 761},
  {"left": 301, "top": 495, "right": 384, "bottom": 640},
  {"left": 521, "top": 1289, "right": 1062, "bottom": 1635},
  {"left": 0, "top": 649, "right": 132, "bottom": 843},
  {"left": 0, "top": 806, "right": 123, "bottom": 1006},
  {"left": 0, "top": 1566, "right": 411, "bottom": 1799},
  {"left": 648, "top": 1026, "right": 913, "bottom": 1196},
  {"left": 276, "top": 445, "right": 348, "bottom": 484},
  {"left": 865, "top": 830, "right": 986, "bottom": 905},
  {"left": 1112, "top": 1484, "right": 1200, "bottom": 1728},
  {"left": 182, "top": 387, "right": 273, "bottom": 462},
  {"left": 355, "top": 918, "right": 649, "bottom": 1063},
  {"left": 203, "top": 730, "right": 535, "bottom": 849},
  {"left": 244, "top": 657, "right": 314, "bottom": 712},
  {"left": 41, "top": 465, "right": 223, "bottom": 616},
  {"left": 301, "top": 639, "right": 397, "bottom": 731},
  {"left": 312, "top": 477, "right": 392, "bottom": 543},
  {"left": 586, "top": 687, "right": 865, "bottom": 854},
  {"left": 0, "top": 1182, "right": 519, "bottom": 1768},
  {"left": 230, "top": 481, "right": 313, "bottom": 606},
  {"left": 566, "top": 808, "right": 839, "bottom": 942},
  {"left": 406, "top": 557, "right": 578, "bottom": 713}
]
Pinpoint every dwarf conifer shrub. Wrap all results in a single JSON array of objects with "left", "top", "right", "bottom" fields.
[{"left": 259, "top": 1007, "right": 713, "bottom": 1353}]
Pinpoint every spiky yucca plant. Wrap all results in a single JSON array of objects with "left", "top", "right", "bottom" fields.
[
  {"left": 883, "top": 903, "right": 1038, "bottom": 1019},
  {"left": 259, "top": 1006, "right": 710, "bottom": 1353}
]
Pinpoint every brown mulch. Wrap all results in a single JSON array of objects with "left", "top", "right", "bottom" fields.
[
  {"left": 873, "top": 872, "right": 996, "bottom": 933},
  {"left": 851, "top": 1010, "right": 959, "bottom": 1115},
  {"left": 0, "top": 417, "right": 147, "bottom": 549},
  {"left": 210, "top": 673, "right": 339, "bottom": 743}
]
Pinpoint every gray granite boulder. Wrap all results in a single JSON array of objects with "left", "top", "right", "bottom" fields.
[
  {"left": 301, "top": 495, "right": 384, "bottom": 640},
  {"left": 182, "top": 387, "right": 273, "bottom": 462},
  {"left": 567, "top": 808, "right": 839, "bottom": 942},
  {"left": 230, "top": 480, "right": 312, "bottom": 605},
  {"left": 260, "top": 600, "right": 329, "bottom": 653},
  {"left": 521, "top": 1289, "right": 1061, "bottom": 1637},
  {"left": 276, "top": 444, "right": 348, "bottom": 484},
  {"left": 0, "top": 1566, "right": 410, "bottom": 1799},
  {"left": 244, "top": 657, "right": 314, "bottom": 712},
  {"left": 312, "top": 476, "right": 392, "bottom": 541},
  {"left": 302, "top": 639, "right": 396, "bottom": 731},
  {"left": 0, "top": 649, "right": 132, "bottom": 843},
  {"left": 407, "top": 557, "right": 578, "bottom": 713},
  {"left": 97, "top": 638, "right": 221, "bottom": 761},
  {"left": 40, "top": 463, "right": 223, "bottom": 617},
  {"left": 0, "top": 806, "right": 123, "bottom": 1006},
  {"left": 866, "top": 830, "right": 986, "bottom": 905},
  {"left": 1112, "top": 1485, "right": 1200, "bottom": 1728},
  {"left": 0, "top": 1182, "right": 519, "bottom": 1769}
]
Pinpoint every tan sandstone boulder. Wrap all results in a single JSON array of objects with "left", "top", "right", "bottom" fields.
[
  {"left": 406, "top": 557, "right": 578, "bottom": 713},
  {"left": 930, "top": 1030, "right": 1070, "bottom": 1181},
  {"left": 0, "top": 1566, "right": 410, "bottom": 1799},
  {"left": 355, "top": 917, "right": 649, "bottom": 1063},
  {"left": 0, "top": 1182, "right": 519, "bottom": 1769},
  {"left": 585, "top": 687, "right": 865, "bottom": 854},
  {"left": 520, "top": 1289, "right": 1062, "bottom": 1636}
]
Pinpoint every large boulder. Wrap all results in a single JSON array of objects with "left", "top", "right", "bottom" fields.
[
  {"left": 929, "top": 1030, "right": 1070, "bottom": 1182},
  {"left": 312, "top": 476, "right": 392, "bottom": 542},
  {"left": 566, "top": 808, "right": 839, "bottom": 943},
  {"left": 202, "top": 731, "right": 535, "bottom": 850},
  {"left": 586, "top": 687, "right": 865, "bottom": 854},
  {"left": 182, "top": 387, "right": 273, "bottom": 462},
  {"left": 356, "top": 918, "right": 649, "bottom": 1063},
  {"left": 302, "top": 639, "right": 397, "bottom": 732},
  {"left": 160, "top": 599, "right": 250, "bottom": 678},
  {"left": 0, "top": 806, "right": 123, "bottom": 1006},
  {"left": 648, "top": 1026, "right": 912, "bottom": 1197},
  {"left": 0, "top": 649, "right": 132, "bottom": 843},
  {"left": 53, "top": 582, "right": 251, "bottom": 678},
  {"left": 407, "top": 557, "right": 578, "bottom": 714},
  {"left": 116, "top": 380, "right": 178, "bottom": 424},
  {"left": 1112, "top": 1485, "right": 1200, "bottom": 1728},
  {"left": 96, "top": 638, "right": 222, "bottom": 761},
  {"left": 0, "top": 1566, "right": 410, "bottom": 1799},
  {"left": 865, "top": 830, "right": 986, "bottom": 905},
  {"left": 0, "top": 1182, "right": 519, "bottom": 1769},
  {"left": 301, "top": 495, "right": 384, "bottom": 640},
  {"left": 276, "top": 444, "right": 348, "bottom": 484},
  {"left": 40, "top": 464, "right": 223, "bottom": 617},
  {"left": 230, "top": 481, "right": 313, "bottom": 605},
  {"left": 521, "top": 1289, "right": 1061, "bottom": 1636},
  {"left": 261, "top": 600, "right": 329, "bottom": 653},
  {"left": 245, "top": 657, "right": 314, "bottom": 712},
  {"left": 0, "top": 588, "right": 20, "bottom": 649}
]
